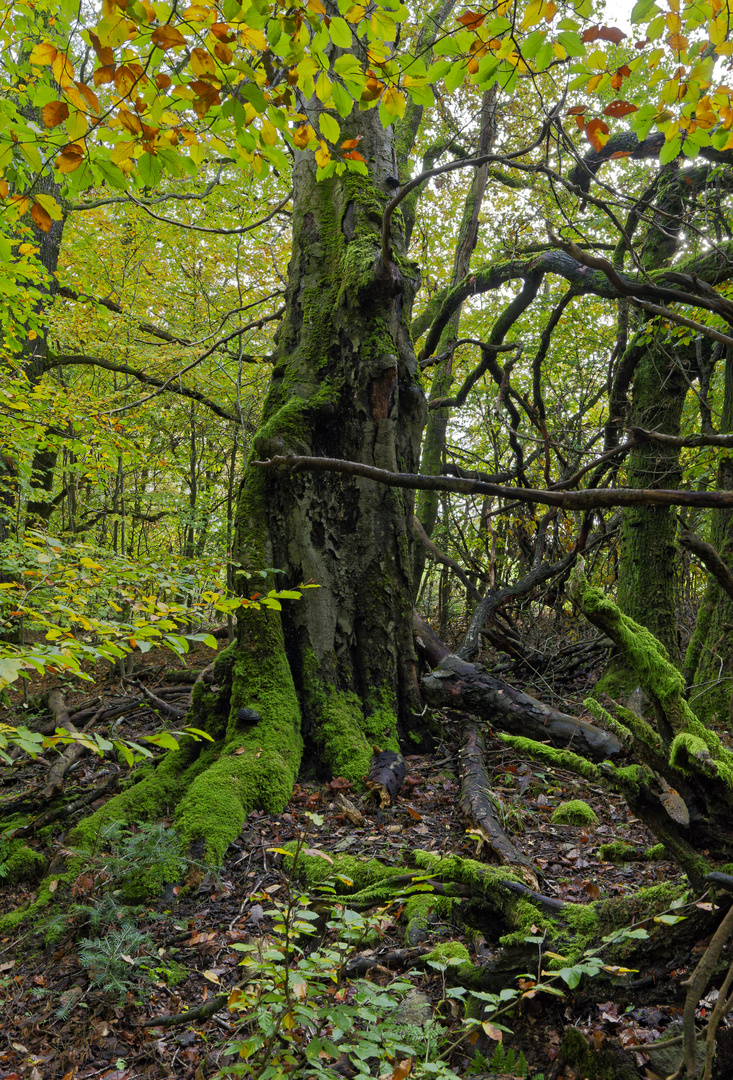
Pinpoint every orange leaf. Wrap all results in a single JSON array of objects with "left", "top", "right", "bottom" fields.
[
  {"left": 610, "top": 150, "right": 632, "bottom": 159},
  {"left": 155, "top": 72, "right": 172, "bottom": 88},
  {"left": 343, "top": 149, "right": 366, "bottom": 161},
  {"left": 585, "top": 117, "right": 610, "bottom": 151},
  {"left": 42, "top": 101, "right": 70, "bottom": 128},
  {"left": 89, "top": 32, "right": 114, "bottom": 65},
  {"left": 152, "top": 24, "right": 187, "bottom": 50},
  {"left": 598, "top": 25, "right": 626, "bottom": 43},
  {"left": 567, "top": 105, "right": 585, "bottom": 114},
  {"left": 341, "top": 137, "right": 361, "bottom": 148},
  {"left": 30, "top": 201, "right": 53, "bottom": 232},
  {"left": 76, "top": 81, "right": 100, "bottom": 112},
  {"left": 214, "top": 42, "right": 233, "bottom": 63},
  {"left": 603, "top": 99, "right": 638, "bottom": 118},
  {"left": 93, "top": 65, "right": 116, "bottom": 87},
  {"left": 457, "top": 9, "right": 486, "bottom": 27},
  {"left": 391, "top": 1060, "right": 412, "bottom": 1080}
]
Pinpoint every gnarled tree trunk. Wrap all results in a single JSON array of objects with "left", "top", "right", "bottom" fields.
[{"left": 74, "top": 108, "right": 428, "bottom": 863}]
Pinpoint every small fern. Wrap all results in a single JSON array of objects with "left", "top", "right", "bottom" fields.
[{"left": 79, "top": 921, "right": 155, "bottom": 1000}]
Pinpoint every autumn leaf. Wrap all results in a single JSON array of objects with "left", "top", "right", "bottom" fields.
[
  {"left": 52, "top": 54, "right": 75, "bottom": 87},
  {"left": 190, "top": 47, "right": 216, "bottom": 77},
  {"left": 603, "top": 100, "right": 638, "bottom": 118},
  {"left": 585, "top": 118, "right": 610, "bottom": 151},
  {"left": 341, "top": 137, "right": 361, "bottom": 149},
  {"left": 481, "top": 1021, "right": 503, "bottom": 1041},
  {"left": 93, "top": 65, "right": 116, "bottom": 87},
  {"left": 457, "top": 10, "right": 486, "bottom": 28},
  {"left": 75, "top": 82, "right": 100, "bottom": 113},
  {"left": 30, "top": 42, "right": 57, "bottom": 65},
  {"left": 343, "top": 149, "right": 366, "bottom": 161},
  {"left": 597, "top": 25, "right": 626, "bottom": 43},
  {"left": 152, "top": 24, "right": 187, "bottom": 50},
  {"left": 30, "top": 201, "right": 53, "bottom": 232},
  {"left": 42, "top": 101, "right": 70, "bottom": 128},
  {"left": 89, "top": 31, "right": 114, "bottom": 65},
  {"left": 55, "top": 143, "right": 85, "bottom": 173},
  {"left": 391, "top": 1060, "right": 412, "bottom": 1080}
]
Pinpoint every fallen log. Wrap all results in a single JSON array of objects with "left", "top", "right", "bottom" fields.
[
  {"left": 458, "top": 721, "right": 539, "bottom": 885},
  {"left": 421, "top": 652, "right": 622, "bottom": 761}
]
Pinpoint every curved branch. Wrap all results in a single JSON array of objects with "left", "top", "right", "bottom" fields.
[
  {"left": 44, "top": 354, "right": 241, "bottom": 424},
  {"left": 126, "top": 190, "right": 292, "bottom": 236},
  {"left": 679, "top": 528, "right": 733, "bottom": 603},
  {"left": 253, "top": 453, "right": 733, "bottom": 510},
  {"left": 412, "top": 515, "right": 482, "bottom": 604}
]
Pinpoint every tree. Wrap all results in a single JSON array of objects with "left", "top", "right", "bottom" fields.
[{"left": 7, "top": 0, "right": 733, "bottom": 881}]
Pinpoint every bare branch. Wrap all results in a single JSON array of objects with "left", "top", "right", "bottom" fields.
[{"left": 253, "top": 453, "right": 733, "bottom": 510}]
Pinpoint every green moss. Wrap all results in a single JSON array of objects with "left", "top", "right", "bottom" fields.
[
  {"left": 0, "top": 867, "right": 76, "bottom": 935},
  {"left": 424, "top": 941, "right": 470, "bottom": 965},
  {"left": 0, "top": 841, "right": 46, "bottom": 885},
  {"left": 644, "top": 843, "right": 665, "bottom": 860},
  {"left": 404, "top": 893, "right": 459, "bottom": 945},
  {"left": 669, "top": 731, "right": 733, "bottom": 786},
  {"left": 560, "top": 881, "right": 687, "bottom": 963},
  {"left": 551, "top": 800, "right": 598, "bottom": 826},
  {"left": 561, "top": 1026, "right": 639, "bottom": 1080},
  {"left": 289, "top": 849, "right": 403, "bottom": 892},
  {"left": 598, "top": 841, "right": 638, "bottom": 863},
  {"left": 495, "top": 733, "right": 601, "bottom": 781},
  {"left": 302, "top": 648, "right": 398, "bottom": 782}
]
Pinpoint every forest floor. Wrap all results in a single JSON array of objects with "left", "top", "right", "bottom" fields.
[{"left": 0, "top": 641, "right": 724, "bottom": 1080}]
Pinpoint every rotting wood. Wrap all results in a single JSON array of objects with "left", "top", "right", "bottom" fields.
[
  {"left": 364, "top": 749, "right": 407, "bottom": 807},
  {"left": 458, "top": 721, "right": 539, "bottom": 887},
  {"left": 421, "top": 652, "right": 622, "bottom": 761},
  {"left": 334, "top": 791, "right": 368, "bottom": 827},
  {"left": 40, "top": 699, "right": 105, "bottom": 802}
]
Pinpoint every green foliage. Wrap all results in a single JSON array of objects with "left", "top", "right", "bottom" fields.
[{"left": 79, "top": 922, "right": 156, "bottom": 1001}]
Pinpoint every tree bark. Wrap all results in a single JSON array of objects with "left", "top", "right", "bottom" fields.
[{"left": 74, "top": 107, "right": 428, "bottom": 864}]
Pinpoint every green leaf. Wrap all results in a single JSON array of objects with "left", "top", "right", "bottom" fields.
[
  {"left": 319, "top": 112, "right": 341, "bottom": 143},
  {"left": 659, "top": 134, "right": 682, "bottom": 166},
  {"left": 630, "top": 0, "right": 658, "bottom": 22},
  {"left": 329, "top": 16, "right": 352, "bottom": 48},
  {"left": 138, "top": 152, "right": 163, "bottom": 187},
  {"left": 144, "top": 731, "right": 180, "bottom": 750},
  {"left": 557, "top": 31, "right": 585, "bottom": 57}
]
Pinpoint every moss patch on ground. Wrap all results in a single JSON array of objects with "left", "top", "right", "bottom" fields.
[{"left": 551, "top": 800, "right": 599, "bottom": 826}]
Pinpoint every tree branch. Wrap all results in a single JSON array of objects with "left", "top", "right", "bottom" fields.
[{"left": 252, "top": 454, "right": 733, "bottom": 510}]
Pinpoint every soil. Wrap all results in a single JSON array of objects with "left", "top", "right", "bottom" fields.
[{"left": 0, "top": 641, "right": 726, "bottom": 1080}]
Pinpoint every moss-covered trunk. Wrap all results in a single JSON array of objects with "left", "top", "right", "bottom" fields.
[
  {"left": 74, "top": 110, "right": 427, "bottom": 864},
  {"left": 688, "top": 350, "right": 733, "bottom": 721},
  {"left": 615, "top": 339, "right": 687, "bottom": 664},
  {"left": 237, "top": 108, "right": 427, "bottom": 783}
]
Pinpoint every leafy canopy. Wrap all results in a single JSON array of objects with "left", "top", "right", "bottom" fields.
[{"left": 3, "top": 0, "right": 733, "bottom": 232}]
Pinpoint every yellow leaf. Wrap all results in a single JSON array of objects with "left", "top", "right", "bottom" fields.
[
  {"left": 241, "top": 26, "right": 267, "bottom": 51},
  {"left": 344, "top": 5, "right": 365, "bottom": 22},
  {"left": 381, "top": 86, "right": 405, "bottom": 118},
  {"left": 308, "top": 0, "right": 326, "bottom": 11},
  {"left": 260, "top": 119, "right": 277, "bottom": 145},
  {"left": 522, "top": 0, "right": 544, "bottom": 29},
  {"left": 202, "top": 970, "right": 220, "bottom": 983},
  {"left": 30, "top": 42, "right": 57, "bottom": 65},
  {"left": 52, "top": 54, "right": 75, "bottom": 88},
  {"left": 315, "top": 71, "right": 333, "bottom": 102}
]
